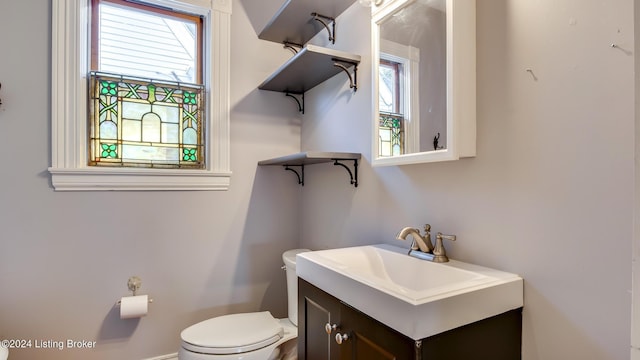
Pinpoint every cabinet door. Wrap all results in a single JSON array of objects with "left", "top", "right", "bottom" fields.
[
  {"left": 421, "top": 308, "right": 522, "bottom": 360},
  {"left": 339, "top": 303, "right": 415, "bottom": 360},
  {"left": 298, "top": 279, "right": 341, "bottom": 360}
]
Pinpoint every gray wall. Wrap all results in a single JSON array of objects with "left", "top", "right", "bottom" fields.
[
  {"left": 0, "top": 1, "right": 302, "bottom": 359},
  {"left": 300, "top": 1, "right": 634, "bottom": 359},
  {"left": 0, "top": 0, "right": 634, "bottom": 359}
]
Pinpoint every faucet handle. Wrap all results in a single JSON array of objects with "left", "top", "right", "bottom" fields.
[
  {"left": 433, "top": 232, "right": 456, "bottom": 263},
  {"left": 436, "top": 233, "right": 456, "bottom": 242}
]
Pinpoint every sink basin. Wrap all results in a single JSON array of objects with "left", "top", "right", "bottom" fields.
[{"left": 296, "top": 244, "right": 523, "bottom": 340}]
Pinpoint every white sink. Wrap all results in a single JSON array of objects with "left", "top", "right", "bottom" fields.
[{"left": 296, "top": 244, "right": 523, "bottom": 340}]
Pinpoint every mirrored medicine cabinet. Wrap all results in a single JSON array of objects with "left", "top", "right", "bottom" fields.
[{"left": 371, "top": 0, "right": 476, "bottom": 166}]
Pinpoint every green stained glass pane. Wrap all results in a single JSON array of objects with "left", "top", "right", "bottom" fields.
[
  {"left": 100, "top": 81, "right": 117, "bottom": 96},
  {"left": 99, "top": 95, "right": 118, "bottom": 121},
  {"left": 182, "top": 105, "right": 198, "bottom": 128},
  {"left": 192, "top": 121, "right": 198, "bottom": 131},
  {"left": 101, "top": 143, "right": 117, "bottom": 158},
  {"left": 122, "top": 83, "right": 141, "bottom": 99},
  {"left": 184, "top": 91, "right": 197, "bottom": 105},
  {"left": 182, "top": 148, "right": 197, "bottom": 161},
  {"left": 155, "top": 86, "right": 177, "bottom": 103},
  {"left": 147, "top": 84, "right": 157, "bottom": 103}
]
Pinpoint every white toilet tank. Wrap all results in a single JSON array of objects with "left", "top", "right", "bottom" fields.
[{"left": 282, "top": 249, "right": 310, "bottom": 326}]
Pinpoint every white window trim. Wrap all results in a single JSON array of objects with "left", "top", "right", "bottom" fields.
[
  {"left": 49, "top": 0, "right": 232, "bottom": 191},
  {"left": 380, "top": 39, "right": 420, "bottom": 154}
]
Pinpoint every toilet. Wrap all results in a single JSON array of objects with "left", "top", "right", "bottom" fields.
[{"left": 179, "top": 249, "right": 310, "bottom": 360}]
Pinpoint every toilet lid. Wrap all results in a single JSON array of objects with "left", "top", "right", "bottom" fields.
[{"left": 181, "top": 311, "right": 283, "bottom": 355}]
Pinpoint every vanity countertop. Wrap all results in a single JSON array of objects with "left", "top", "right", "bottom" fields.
[{"left": 296, "top": 244, "right": 523, "bottom": 340}]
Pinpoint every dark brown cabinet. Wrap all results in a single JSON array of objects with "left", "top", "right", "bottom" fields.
[
  {"left": 298, "top": 279, "right": 522, "bottom": 360},
  {"left": 339, "top": 302, "right": 415, "bottom": 360},
  {"left": 298, "top": 278, "right": 341, "bottom": 359}
]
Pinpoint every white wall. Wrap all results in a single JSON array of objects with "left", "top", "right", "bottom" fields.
[
  {"left": 0, "top": 1, "right": 302, "bottom": 359},
  {"left": 300, "top": 1, "right": 634, "bottom": 359}
]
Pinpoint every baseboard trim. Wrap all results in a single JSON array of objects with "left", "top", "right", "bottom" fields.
[{"left": 143, "top": 352, "right": 178, "bottom": 360}]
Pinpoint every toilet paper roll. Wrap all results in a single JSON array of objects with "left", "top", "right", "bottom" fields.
[{"left": 119, "top": 295, "right": 148, "bottom": 319}]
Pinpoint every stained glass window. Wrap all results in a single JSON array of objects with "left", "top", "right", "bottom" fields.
[
  {"left": 379, "top": 113, "right": 404, "bottom": 157},
  {"left": 89, "top": 72, "right": 204, "bottom": 168},
  {"left": 90, "top": 0, "right": 205, "bottom": 169},
  {"left": 379, "top": 59, "right": 404, "bottom": 157}
]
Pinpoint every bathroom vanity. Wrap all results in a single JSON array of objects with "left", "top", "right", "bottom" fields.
[
  {"left": 298, "top": 279, "right": 521, "bottom": 359},
  {"left": 295, "top": 244, "right": 524, "bottom": 359}
]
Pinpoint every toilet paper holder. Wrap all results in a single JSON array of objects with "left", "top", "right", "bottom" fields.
[{"left": 115, "top": 276, "right": 154, "bottom": 306}]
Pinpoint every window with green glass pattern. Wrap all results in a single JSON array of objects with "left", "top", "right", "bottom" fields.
[
  {"left": 89, "top": 0, "right": 205, "bottom": 168},
  {"left": 379, "top": 58, "right": 405, "bottom": 157}
]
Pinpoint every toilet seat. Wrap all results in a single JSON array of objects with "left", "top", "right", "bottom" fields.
[{"left": 180, "top": 311, "right": 284, "bottom": 355}]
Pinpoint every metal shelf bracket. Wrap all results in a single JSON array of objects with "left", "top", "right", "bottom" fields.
[
  {"left": 333, "top": 60, "right": 358, "bottom": 92},
  {"left": 332, "top": 158, "right": 359, "bottom": 187},
  {"left": 285, "top": 92, "right": 304, "bottom": 114},
  {"left": 284, "top": 165, "right": 305, "bottom": 186},
  {"left": 281, "top": 159, "right": 358, "bottom": 187},
  {"left": 311, "top": 13, "right": 336, "bottom": 44},
  {"left": 260, "top": 152, "right": 361, "bottom": 188},
  {"left": 283, "top": 41, "right": 302, "bottom": 55}
]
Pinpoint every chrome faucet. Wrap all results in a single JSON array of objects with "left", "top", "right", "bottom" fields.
[{"left": 396, "top": 224, "right": 456, "bottom": 263}]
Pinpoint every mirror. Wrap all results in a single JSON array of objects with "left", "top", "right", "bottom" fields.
[{"left": 371, "top": 0, "right": 476, "bottom": 166}]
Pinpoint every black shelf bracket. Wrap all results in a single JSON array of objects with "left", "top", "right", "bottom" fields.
[
  {"left": 281, "top": 159, "right": 358, "bottom": 187},
  {"left": 283, "top": 41, "right": 303, "bottom": 55},
  {"left": 311, "top": 13, "right": 336, "bottom": 44},
  {"left": 285, "top": 92, "right": 304, "bottom": 114},
  {"left": 332, "top": 158, "right": 359, "bottom": 187},
  {"left": 284, "top": 165, "right": 305, "bottom": 186},
  {"left": 332, "top": 59, "right": 358, "bottom": 92},
  {"left": 259, "top": 152, "right": 361, "bottom": 188}
]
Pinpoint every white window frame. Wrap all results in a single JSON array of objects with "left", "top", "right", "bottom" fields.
[{"left": 50, "top": 0, "right": 232, "bottom": 191}]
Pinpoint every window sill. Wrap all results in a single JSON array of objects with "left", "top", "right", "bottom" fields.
[{"left": 48, "top": 167, "right": 231, "bottom": 191}]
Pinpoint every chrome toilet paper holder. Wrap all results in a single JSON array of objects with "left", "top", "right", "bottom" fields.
[{"left": 116, "top": 276, "right": 154, "bottom": 306}]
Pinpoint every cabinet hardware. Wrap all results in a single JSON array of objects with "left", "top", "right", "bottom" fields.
[
  {"left": 324, "top": 323, "right": 338, "bottom": 335},
  {"left": 325, "top": 323, "right": 338, "bottom": 334},
  {"left": 335, "top": 332, "right": 349, "bottom": 345}
]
